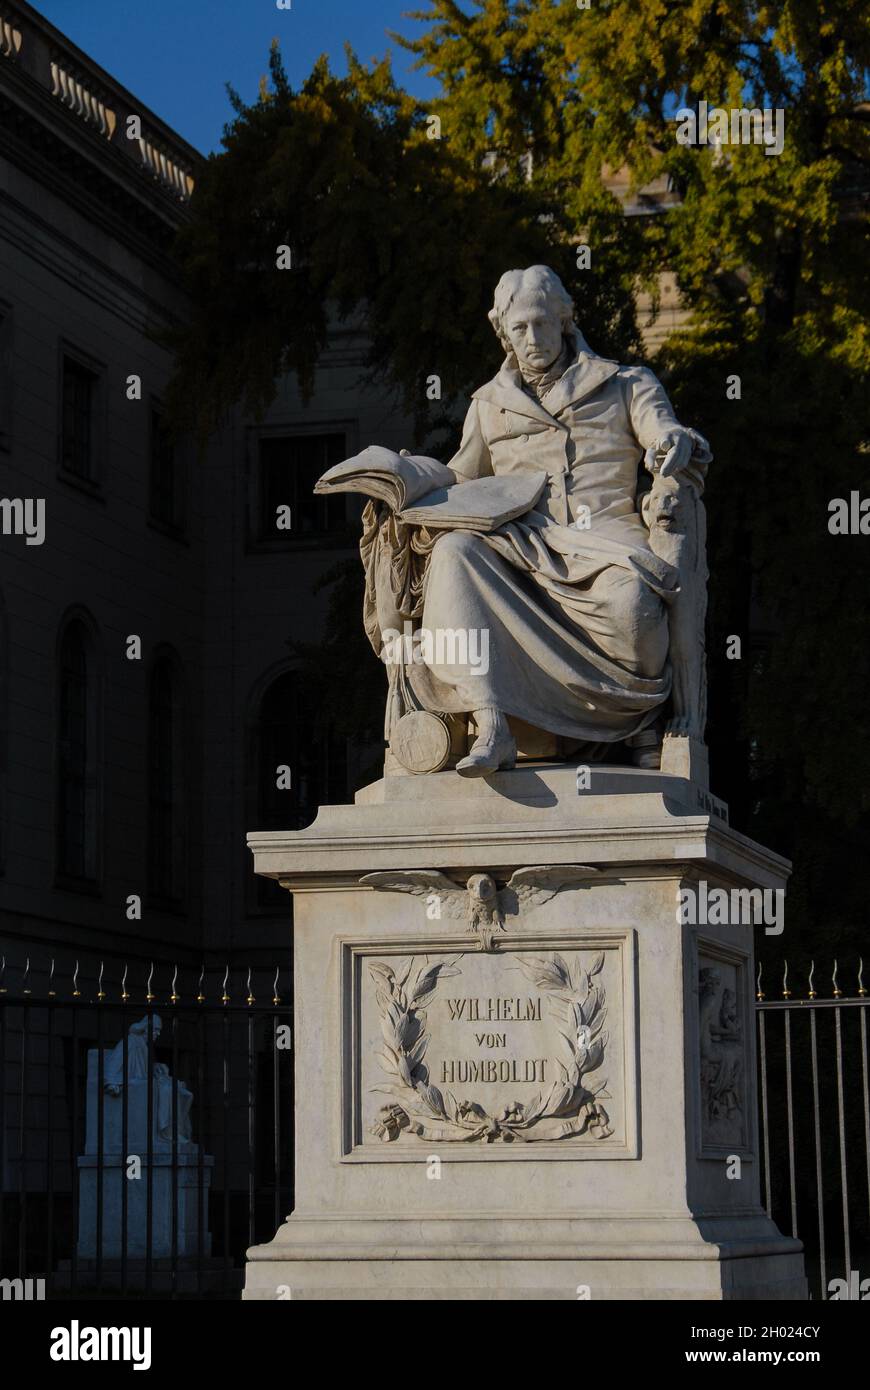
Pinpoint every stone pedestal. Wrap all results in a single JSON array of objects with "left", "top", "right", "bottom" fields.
[
  {"left": 76, "top": 1154, "right": 213, "bottom": 1260},
  {"left": 244, "top": 764, "right": 806, "bottom": 1300}
]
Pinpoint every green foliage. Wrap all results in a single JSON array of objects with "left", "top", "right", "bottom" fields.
[
  {"left": 398, "top": 0, "right": 870, "bottom": 965},
  {"left": 165, "top": 37, "right": 636, "bottom": 446},
  {"left": 167, "top": 2, "right": 870, "bottom": 963}
]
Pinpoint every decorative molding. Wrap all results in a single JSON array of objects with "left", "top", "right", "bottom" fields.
[
  {"left": 368, "top": 950, "right": 613, "bottom": 1144},
  {"left": 47, "top": 59, "right": 193, "bottom": 199},
  {"left": 341, "top": 930, "right": 638, "bottom": 1163},
  {"left": 136, "top": 136, "right": 195, "bottom": 201},
  {"left": 360, "top": 865, "right": 603, "bottom": 951},
  {"left": 0, "top": 191, "right": 180, "bottom": 338},
  {"left": 49, "top": 60, "right": 116, "bottom": 140},
  {"left": 254, "top": 812, "right": 789, "bottom": 885},
  {"left": 0, "top": 17, "right": 21, "bottom": 59}
]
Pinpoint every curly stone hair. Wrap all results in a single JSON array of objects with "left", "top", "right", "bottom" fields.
[{"left": 487, "top": 264, "right": 586, "bottom": 357}]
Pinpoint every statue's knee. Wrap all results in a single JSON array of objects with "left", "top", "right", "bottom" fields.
[
  {"left": 430, "top": 529, "right": 484, "bottom": 575},
  {"left": 635, "top": 622, "right": 669, "bottom": 678},
  {"left": 434, "top": 530, "right": 479, "bottom": 558},
  {"left": 610, "top": 573, "right": 655, "bottom": 630},
  {"left": 610, "top": 574, "right": 667, "bottom": 675}
]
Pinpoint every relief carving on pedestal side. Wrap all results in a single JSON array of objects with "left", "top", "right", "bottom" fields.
[
  {"left": 361, "top": 865, "right": 602, "bottom": 951},
  {"left": 698, "top": 964, "right": 745, "bottom": 1147},
  {"left": 368, "top": 950, "right": 613, "bottom": 1144}
]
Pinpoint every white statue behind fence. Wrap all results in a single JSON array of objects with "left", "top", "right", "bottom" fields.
[{"left": 77, "top": 1014, "right": 212, "bottom": 1265}]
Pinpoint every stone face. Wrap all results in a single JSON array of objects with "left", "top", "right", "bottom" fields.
[{"left": 243, "top": 766, "right": 806, "bottom": 1300}]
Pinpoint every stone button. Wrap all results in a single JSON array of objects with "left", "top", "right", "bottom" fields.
[{"left": 520, "top": 433, "right": 529, "bottom": 443}]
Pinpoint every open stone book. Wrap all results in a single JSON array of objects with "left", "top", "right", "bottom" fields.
[{"left": 314, "top": 444, "right": 546, "bottom": 531}]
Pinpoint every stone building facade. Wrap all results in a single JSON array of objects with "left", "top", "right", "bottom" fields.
[
  {"left": 0, "top": 1, "right": 687, "bottom": 1000},
  {"left": 0, "top": 0, "right": 406, "bottom": 1001}
]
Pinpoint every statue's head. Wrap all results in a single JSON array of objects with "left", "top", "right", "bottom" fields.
[
  {"left": 130, "top": 1014, "right": 162, "bottom": 1039},
  {"left": 488, "top": 265, "right": 582, "bottom": 372},
  {"left": 699, "top": 967, "right": 721, "bottom": 998},
  {"left": 466, "top": 872, "right": 497, "bottom": 903}
]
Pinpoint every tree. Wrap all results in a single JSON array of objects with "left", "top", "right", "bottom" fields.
[
  {"left": 165, "top": 38, "right": 638, "bottom": 449},
  {"left": 392, "top": 0, "right": 870, "bottom": 970},
  {"left": 167, "top": 2, "right": 870, "bottom": 968}
]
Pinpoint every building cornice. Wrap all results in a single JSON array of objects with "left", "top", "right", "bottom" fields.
[
  {"left": 0, "top": 0, "right": 204, "bottom": 270},
  {"left": 0, "top": 186, "right": 183, "bottom": 333}
]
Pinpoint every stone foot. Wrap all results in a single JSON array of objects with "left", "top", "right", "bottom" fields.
[{"left": 456, "top": 709, "right": 517, "bottom": 778}]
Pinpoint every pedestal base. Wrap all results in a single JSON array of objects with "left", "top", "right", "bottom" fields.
[
  {"left": 244, "top": 1215, "right": 805, "bottom": 1300},
  {"left": 245, "top": 764, "right": 806, "bottom": 1301}
]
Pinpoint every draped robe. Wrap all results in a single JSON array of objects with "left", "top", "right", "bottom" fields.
[{"left": 396, "top": 346, "right": 688, "bottom": 744}]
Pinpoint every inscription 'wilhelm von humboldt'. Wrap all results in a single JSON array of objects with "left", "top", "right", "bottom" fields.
[
  {"left": 441, "top": 995, "right": 547, "bottom": 1084},
  {"left": 445, "top": 996, "right": 542, "bottom": 1021},
  {"left": 440, "top": 1058, "right": 549, "bottom": 1084},
  {"left": 367, "top": 951, "right": 613, "bottom": 1143}
]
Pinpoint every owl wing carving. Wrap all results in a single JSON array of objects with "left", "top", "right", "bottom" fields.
[
  {"left": 498, "top": 865, "right": 601, "bottom": 919},
  {"left": 360, "top": 870, "right": 469, "bottom": 922}
]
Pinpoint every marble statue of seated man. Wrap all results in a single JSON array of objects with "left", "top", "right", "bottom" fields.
[{"left": 349, "top": 264, "right": 711, "bottom": 778}]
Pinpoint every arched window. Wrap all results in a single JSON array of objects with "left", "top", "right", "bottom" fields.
[
  {"left": 56, "top": 616, "right": 101, "bottom": 882},
  {"left": 252, "top": 670, "right": 347, "bottom": 909},
  {"left": 147, "top": 649, "right": 186, "bottom": 904}
]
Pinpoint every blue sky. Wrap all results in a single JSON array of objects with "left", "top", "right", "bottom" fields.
[{"left": 30, "top": 0, "right": 442, "bottom": 153}]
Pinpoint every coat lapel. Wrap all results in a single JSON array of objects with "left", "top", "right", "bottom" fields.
[
  {"left": 545, "top": 352, "right": 620, "bottom": 417},
  {"left": 472, "top": 362, "right": 562, "bottom": 428},
  {"left": 472, "top": 352, "right": 620, "bottom": 426}
]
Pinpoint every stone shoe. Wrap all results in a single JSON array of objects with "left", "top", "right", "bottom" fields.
[{"left": 456, "top": 711, "right": 517, "bottom": 778}]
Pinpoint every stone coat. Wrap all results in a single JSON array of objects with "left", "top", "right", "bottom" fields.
[
  {"left": 451, "top": 349, "right": 684, "bottom": 537},
  {"left": 410, "top": 348, "right": 692, "bottom": 743}
]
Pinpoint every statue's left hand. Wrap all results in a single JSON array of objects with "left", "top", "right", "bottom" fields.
[
  {"left": 645, "top": 427, "right": 711, "bottom": 490},
  {"left": 645, "top": 429, "right": 692, "bottom": 478}
]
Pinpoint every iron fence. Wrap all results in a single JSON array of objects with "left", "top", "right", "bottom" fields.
[
  {"left": 756, "top": 960, "right": 869, "bottom": 1301},
  {"left": 0, "top": 959, "right": 293, "bottom": 1299},
  {"left": 3, "top": 952, "right": 868, "bottom": 1302}
]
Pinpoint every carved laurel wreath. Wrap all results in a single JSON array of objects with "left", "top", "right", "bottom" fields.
[{"left": 368, "top": 952, "right": 613, "bottom": 1144}]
